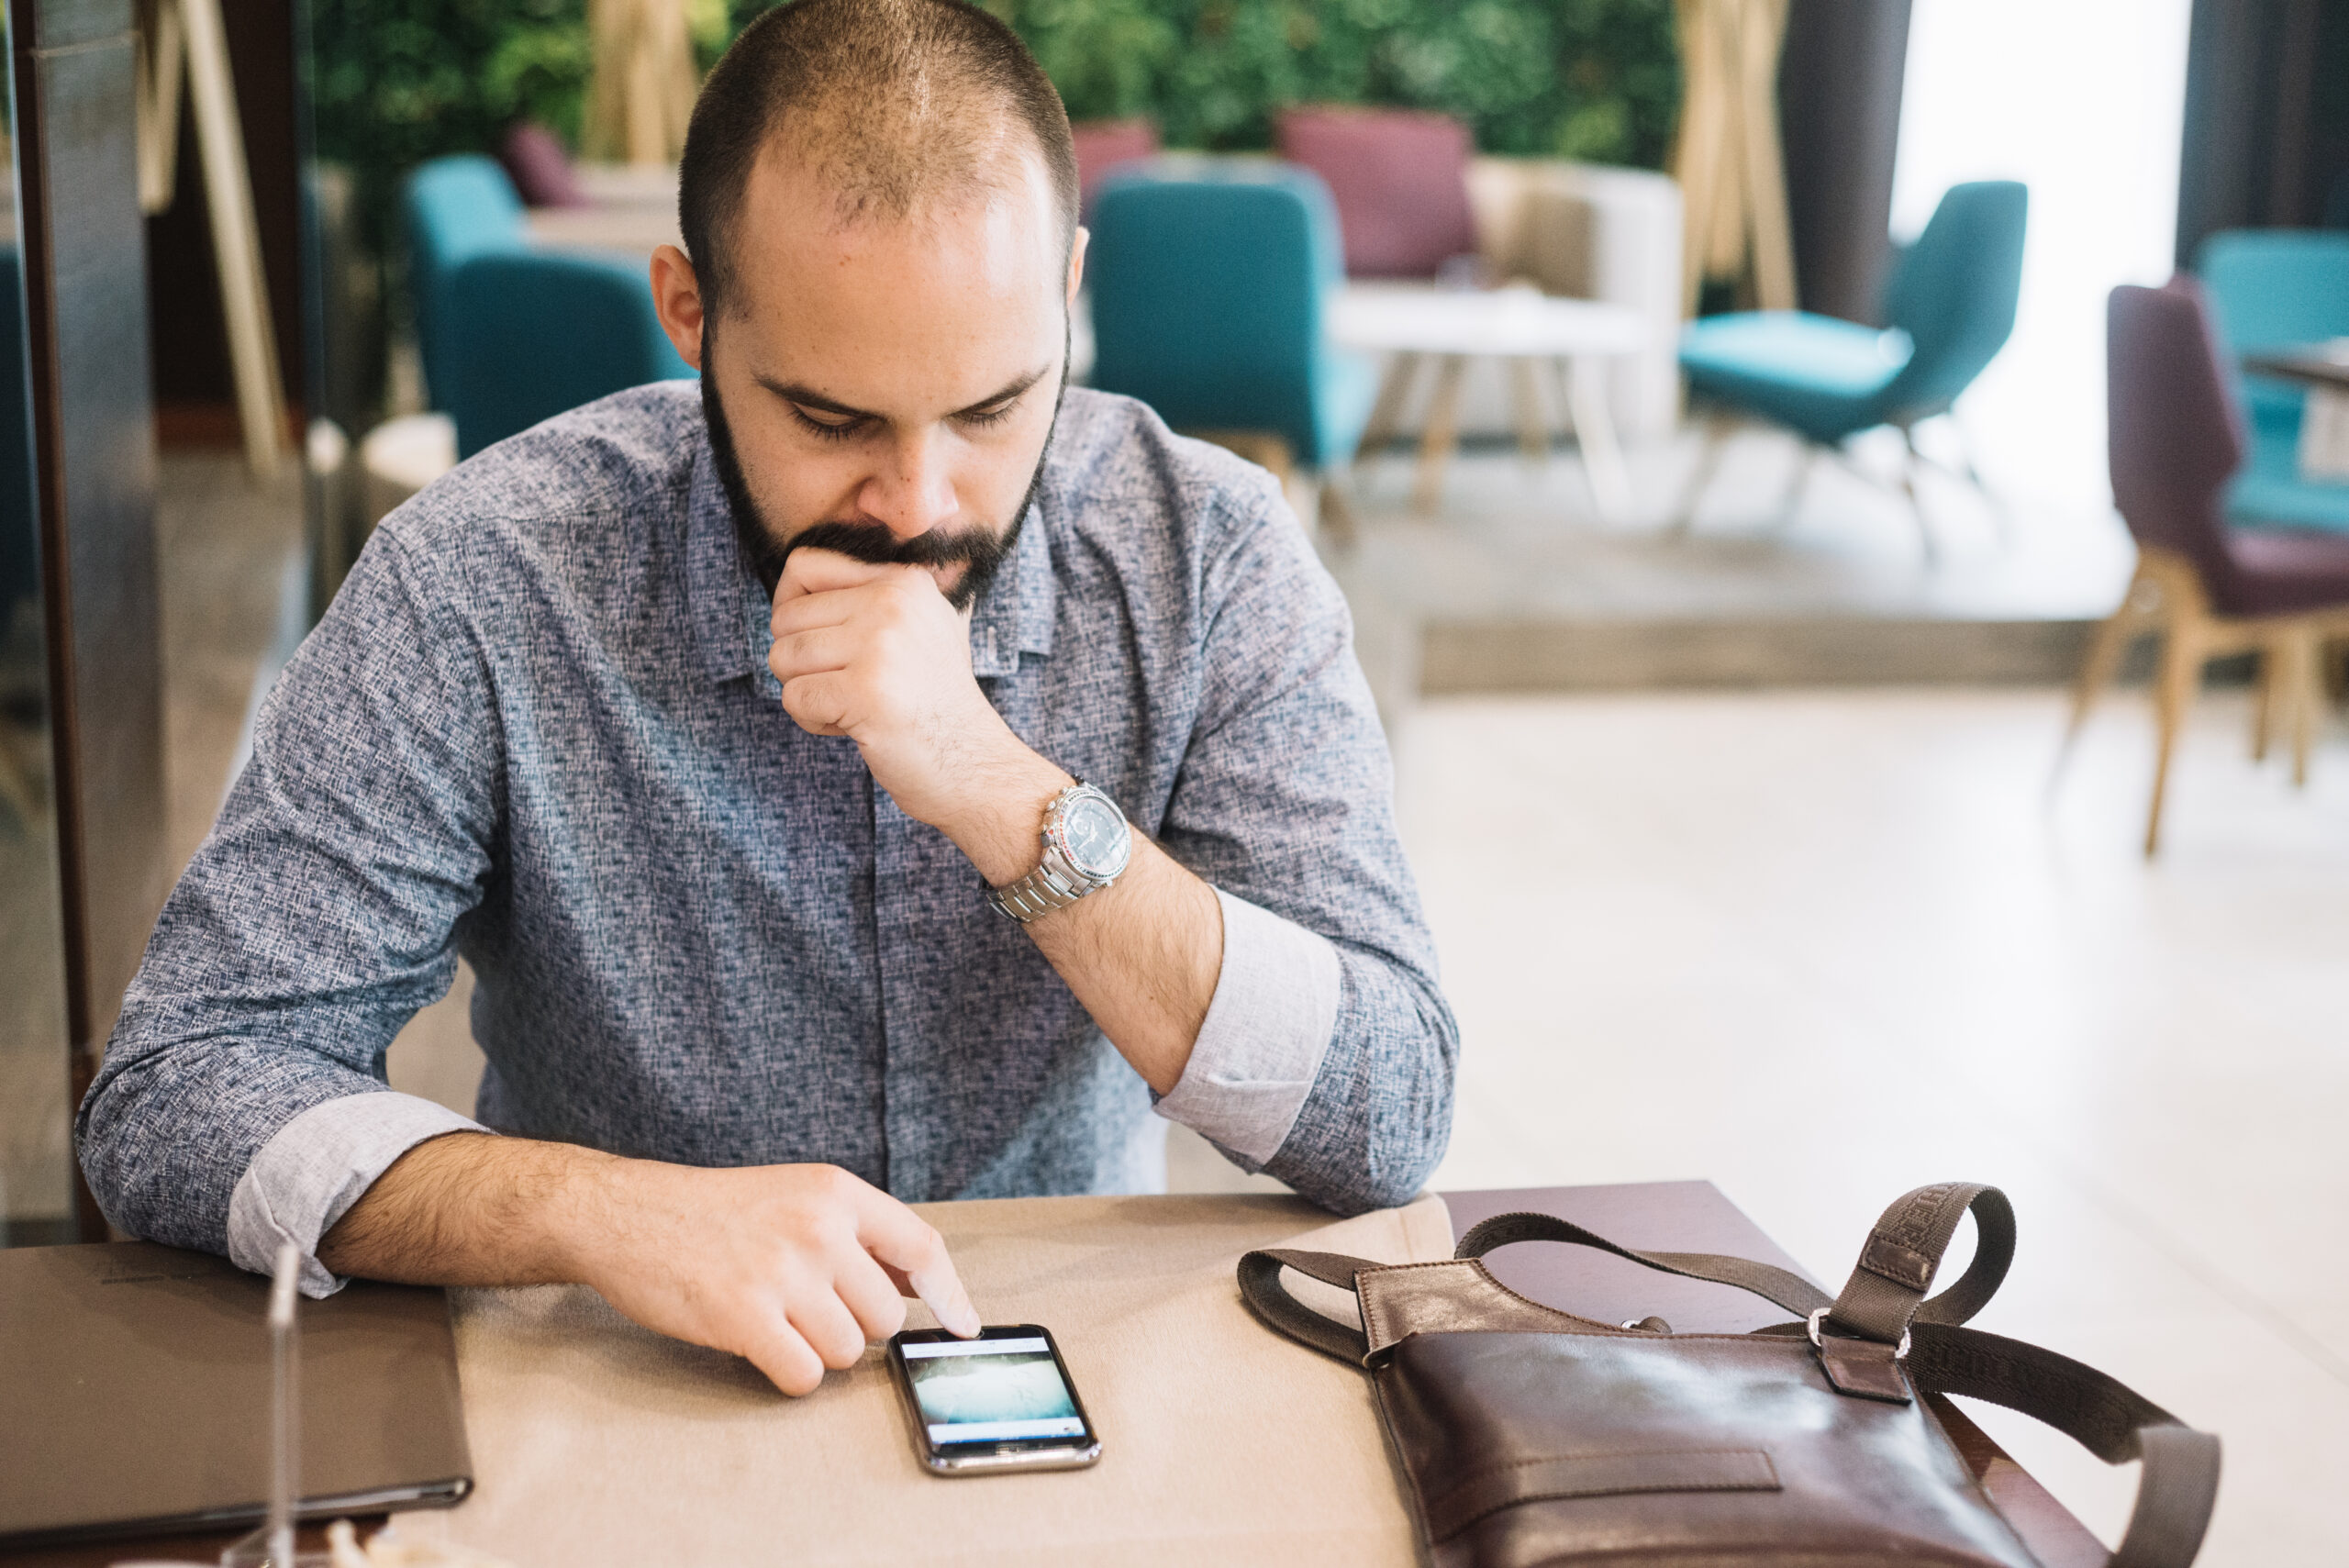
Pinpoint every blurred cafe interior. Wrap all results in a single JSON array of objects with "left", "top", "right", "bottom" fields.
[{"left": 0, "top": 1, "right": 2345, "bottom": 1564}]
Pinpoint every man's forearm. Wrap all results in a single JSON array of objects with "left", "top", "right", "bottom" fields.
[
  {"left": 317, "top": 1132, "right": 980, "bottom": 1395},
  {"left": 943, "top": 751, "right": 1222, "bottom": 1095},
  {"left": 317, "top": 1129, "right": 606, "bottom": 1284}
]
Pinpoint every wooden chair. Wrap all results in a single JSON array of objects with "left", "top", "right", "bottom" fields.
[
  {"left": 2065, "top": 280, "right": 2349, "bottom": 855},
  {"left": 2065, "top": 547, "right": 2349, "bottom": 855}
]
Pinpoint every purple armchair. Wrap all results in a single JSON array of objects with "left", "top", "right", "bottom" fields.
[
  {"left": 1275, "top": 106, "right": 1480, "bottom": 279},
  {"left": 2066, "top": 278, "right": 2349, "bottom": 853}
]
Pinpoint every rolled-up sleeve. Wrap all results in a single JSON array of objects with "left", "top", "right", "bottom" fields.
[
  {"left": 229, "top": 1094, "right": 488, "bottom": 1297},
  {"left": 1153, "top": 888, "right": 1343, "bottom": 1162},
  {"left": 76, "top": 523, "right": 501, "bottom": 1269},
  {"left": 1153, "top": 485, "right": 1460, "bottom": 1214}
]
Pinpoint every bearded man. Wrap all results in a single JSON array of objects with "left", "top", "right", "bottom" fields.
[{"left": 79, "top": 0, "right": 1456, "bottom": 1396}]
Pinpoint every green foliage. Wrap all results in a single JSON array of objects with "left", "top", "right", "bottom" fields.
[
  {"left": 310, "top": 0, "right": 1678, "bottom": 245},
  {"left": 310, "top": 0, "right": 731, "bottom": 244},
  {"left": 310, "top": 0, "right": 583, "bottom": 237},
  {"left": 984, "top": 0, "right": 1679, "bottom": 166}
]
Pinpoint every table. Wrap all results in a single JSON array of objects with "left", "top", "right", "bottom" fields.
[
  {"left": 522, "top": 206, "right": 681, "bottom": 261},
  {"left": 2243, "top": 342, "right": 2349, "bottom": 481},
  {"left": 3, "top": 1183, "right": 2100, "bottom": 1567},
  {"left": 2242, "top": 344, "right": 2349, "bottom": 389},
  {"left": 1330, "top": 284, "right": 1653, "bottom": 522}
]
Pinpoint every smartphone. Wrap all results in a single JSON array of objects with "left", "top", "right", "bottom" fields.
[{"left": 885, "top": 1323, "right": 1102, "bottom": 1474}]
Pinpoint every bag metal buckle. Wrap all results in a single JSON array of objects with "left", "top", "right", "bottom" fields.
[{"left": 1809, "top": 1307, "right": 1910, "bottom": 1361}]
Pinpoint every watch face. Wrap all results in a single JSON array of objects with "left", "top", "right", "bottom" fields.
[{"left": 1058, "top": 794, "right": 1130, "bottom": 880}]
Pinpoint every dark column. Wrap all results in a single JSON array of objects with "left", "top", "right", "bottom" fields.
[
  {"left": 2176, "top": 0, "right": 2349, "bottom": 265},
  {"left": 1777, "top": 0, "right": 1915, "bottom": 325},
  {"left": 9, "top": 0, "right": 167, "bottom": 1238}
]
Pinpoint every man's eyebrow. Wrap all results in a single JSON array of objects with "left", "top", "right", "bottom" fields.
[{"left": 752, "top": 364, "right": 1053, "bottom": 423}]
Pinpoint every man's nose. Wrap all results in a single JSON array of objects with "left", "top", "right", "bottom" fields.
[{"left": 858, "top": 429, "right": 959, "bottom": 541}]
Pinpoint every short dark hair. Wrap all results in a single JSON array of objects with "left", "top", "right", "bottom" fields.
[{"left": 679, "top": 0, "right": 1079, "bottom": 321}]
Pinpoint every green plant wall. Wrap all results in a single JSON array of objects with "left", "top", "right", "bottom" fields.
[
  {"left": 311, "top": 0, "right": 1678, "bottom": 244},
  {"left": 990, "top": 0, "right": 1677, "bottom": 165}
]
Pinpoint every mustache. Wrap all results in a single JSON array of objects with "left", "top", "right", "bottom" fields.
[
  {"left": 782, "top": 517, "right": 1010, "bottom": 573},
  {"left": 767, "top": 517, "right": 1017, "bottom": 612}
]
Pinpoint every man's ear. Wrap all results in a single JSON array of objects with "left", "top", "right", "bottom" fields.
[
  {"left": 1065, "top": 226, "right": 1089, "bottom": 307},
  {"left": 650, "top": 244, "right": 707, "bottom": 372}
]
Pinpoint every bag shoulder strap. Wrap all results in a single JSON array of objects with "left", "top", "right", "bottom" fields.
[
  {"left": 1235, "top": 1248, "right": 1378, "bottom": 1362},
  {"left": 1908, "top": 1322, "right": 2221, "bottom": 1568},
  {"left": 1453, "top": 1209, "right": 1834, "bottom": 1320}
]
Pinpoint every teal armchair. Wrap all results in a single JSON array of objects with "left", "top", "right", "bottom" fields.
[
  {"left": 1675, "top": 180, "right": 2029, "bottom": 559},
  {"left": 443, "top": 250, "right": 695, "bottom": 459},
  {"left": 402, "top": 156, "right": 530, "bottom": 411},
  {"left": 2194, "top": 230, "right": 2349, "bottom": 536},
  {"left": 1087, "top": 164, "right": 1379, "bottom": 535}
]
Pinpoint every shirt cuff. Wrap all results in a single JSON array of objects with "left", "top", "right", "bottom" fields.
[
  {"left": 227, "top": 1092, "right": 488, "bottom": 1298},
  {"left": 1153, "top": 888, "right": 1342, "bottom": 1164}
]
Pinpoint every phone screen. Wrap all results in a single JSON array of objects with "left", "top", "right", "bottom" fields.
[{"left": 889, "top": 1324, "right": 1098, "bottom": 1468}]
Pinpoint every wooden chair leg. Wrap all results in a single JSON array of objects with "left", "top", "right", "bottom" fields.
[
  {"left": 2278, "top": 628, "right": 2318, "bottom": 788},
  {"left": 2061, "top": 569, "right": 2152, "bottom": 773},
  {"left": 1317, "top": 478, "right": 1359, "bottom": 549},
  {"left": 1412, "top": 355, "right": 1468, "bottom": 516},
  {"left": 1509, "top": 358, "right": 1550, "bottom": 463},
  {"left": 1355, "top": 351, "right": 1421, "bottom": 479},
  {"left": 2146, "top": 612, "right": 2203, "bottom": 857},
  {"left": 2252, "top": 647, "right": 2274, "bottom": 762}
]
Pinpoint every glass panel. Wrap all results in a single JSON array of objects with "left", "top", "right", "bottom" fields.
[{"left": 0, "top": 10, "right": 77, "bottom": 1248}]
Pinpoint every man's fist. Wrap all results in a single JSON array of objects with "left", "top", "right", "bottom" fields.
[{"left": 767, "top": 548, "right": 1062, "bottom": 861}]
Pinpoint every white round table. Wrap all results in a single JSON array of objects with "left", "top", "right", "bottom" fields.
[{"left": 1329, "top": 283, "right": 1653, "bottom": 522}]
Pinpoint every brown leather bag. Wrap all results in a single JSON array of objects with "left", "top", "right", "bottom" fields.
[{"left": 1239, "top": 1182, "right": 2219, "bottom": 1568}]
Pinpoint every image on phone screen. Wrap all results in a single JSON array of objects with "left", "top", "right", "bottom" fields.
[{"left": 887, "top": 1324, "right": 1100, "bottom": 1473}]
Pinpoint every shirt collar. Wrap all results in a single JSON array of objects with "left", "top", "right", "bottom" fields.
[
  {"left": 967, "top": 500, "right": 1057, "bottom": 677},
  {"left": 686, "top": 428, "right": 1059, "bottom": 684}
]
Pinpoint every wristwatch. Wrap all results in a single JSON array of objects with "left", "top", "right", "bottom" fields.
[{"left": 987, "top": 782, "right": 1134, "bottom": 923}]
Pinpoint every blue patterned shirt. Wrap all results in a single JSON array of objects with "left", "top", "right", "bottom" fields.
[{"left": 76, "top": 384, "right": 1457, "bottom": 1293}]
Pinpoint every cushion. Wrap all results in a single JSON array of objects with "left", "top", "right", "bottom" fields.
[
  {"left": 2224, "top": 525, "right": 2349, "bottom": 616},
  {"left": 1680, "top": 311, "right": 1912, "bottom": 446},
  {"left": 1275, "top": 107, "right": 1479, "bottom": 279},
  {"left": 1071, "top": 119, "right": 1160, "bottom": 223},
  {"left": 499, "top": 123, "right": 589, "bottom": 210}
]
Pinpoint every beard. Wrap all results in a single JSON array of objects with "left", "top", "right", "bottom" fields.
[{"left": 701, "top": 323, "right": 1065, "bottom": 612}]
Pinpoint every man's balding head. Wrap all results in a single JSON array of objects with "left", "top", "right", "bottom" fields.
[{"left": 680, "top": 0, "right": 1079, "bottom": 321}]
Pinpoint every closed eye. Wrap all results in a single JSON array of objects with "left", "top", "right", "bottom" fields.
[
  {"left": 790, "top": 405, "right": 866, "bottom": 442},
  {"left": 955, "top": 399, "right": 1020, "bottom": 429}
]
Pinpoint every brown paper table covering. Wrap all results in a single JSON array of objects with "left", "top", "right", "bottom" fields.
[{"left": 397, "top": 1193, "right": 1454, "bottom": 1567}]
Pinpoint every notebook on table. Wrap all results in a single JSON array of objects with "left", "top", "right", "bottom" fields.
[{"left": 0, "top": 1240, "right": 472, "bottom": 1550}]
